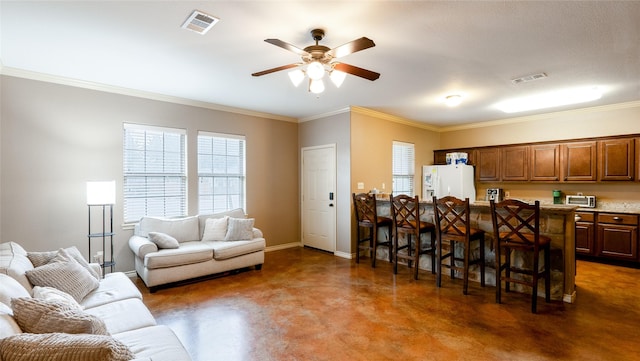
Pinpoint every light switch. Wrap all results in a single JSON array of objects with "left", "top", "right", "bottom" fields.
[{"left": 357, "top": 182, "right": 364, "bottom": 190}]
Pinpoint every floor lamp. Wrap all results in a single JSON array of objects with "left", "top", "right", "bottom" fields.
[{"left": 87, "top": 181, "right": 116, "bottom": 276}]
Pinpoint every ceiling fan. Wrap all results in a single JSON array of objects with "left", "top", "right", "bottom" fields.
[{"left": 252, "top": 29, "right": 380, "bottom": 92}]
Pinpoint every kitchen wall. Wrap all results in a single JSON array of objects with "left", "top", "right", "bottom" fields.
[
  {"left": 0, "top": 75, "right": 300, "bottom": 272},
  {"left": 439, "top": 101, "right": 640, "bottom": 204}
]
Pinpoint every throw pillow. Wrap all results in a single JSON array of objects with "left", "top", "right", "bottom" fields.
[
  {"left": 0, "top": 274, "right": 30, "bottom": 308},
  {"left": 202, "top": 216, "right": 229, "bottom": 241},
  {"left": 224, "top": 218, "right": 255, "bottom": 241},
  {"left": 25, "top": 248, "right": 99, "bottom": 302},
  {"left": 32, "top": 286, "right": 82, "bottom": 311},
  {"left": 28, "top": 246, "right": 100, "bottom": 281},
  {"left": 148, "top": 232, "right": 180, "bottom": 249},
  {"left": 11, "top": 297, "right": 108, "bottom": 335},
  {"left": 0, "top": 333, "right": 135, "bottom": 361}
]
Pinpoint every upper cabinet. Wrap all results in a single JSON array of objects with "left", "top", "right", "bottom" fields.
[
  {"left": 598, "top": 138, "right": 634, "bottom": 181},
  {"left": 562, "top": 141, "right": 597, "bottom": 182},
  {"left": 475, "top": 148, "right": 501, "bottom": 182},
  {"left": 530, "top": 144, "right": 560, "bottom": 181},
  {"left": 501, "top": 146, "right": 529, "bottom": 181}
]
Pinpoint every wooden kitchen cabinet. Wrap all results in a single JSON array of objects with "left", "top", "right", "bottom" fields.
[
  {"left": 596, "top": 213, "right": 638, "bottom": 261},
  {"left": 530, "top": 144, "right": 560, "bottom": 181},
  {"left": 501, "top": 146, "right": 529, "bottom": 181},
  {"left": 476, "top": 147, "right": 501, "bottom": 182},
  {"left": 598, "top": 138, "right": 634, "bottom": 181},
  {"left": 575, "top": 212, "right": 595, "bottom": 256},
  {"left": 562, "top": 141, "right": 597, "bottom": 182}
]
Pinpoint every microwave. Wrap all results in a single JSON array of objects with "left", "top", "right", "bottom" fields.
[{"left": 566, "top": 195, "right": 596, "bottom": 208}]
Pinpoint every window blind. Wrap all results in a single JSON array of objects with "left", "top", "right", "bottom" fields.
[
  {"left": 197, "top": 132, "right": 246, "bottom": 214},
  {"left": 123, "top": 124, "right": 187, "bottom": 223},
  {"left": 392, "top": 141, "right": 415, "bottom": 196}
]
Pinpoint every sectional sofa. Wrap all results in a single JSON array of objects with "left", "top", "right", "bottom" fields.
[{"left": 0, "top": 241, "right": 191, "bottom": 360}]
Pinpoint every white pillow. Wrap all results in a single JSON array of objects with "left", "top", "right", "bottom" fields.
[
  {"left": 224, "top": 218, "right": 255, "bottom": 241},
  {"left": 32, "top": 286, "right": 82, "bottom": 311},
  {"left": 148, "top": 232, "right": 180, "bottom": 249},
  {"left": 202, "top": 216, "right": 229, "bottom": 241}
]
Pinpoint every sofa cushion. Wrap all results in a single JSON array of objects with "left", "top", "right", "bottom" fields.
[
  {"left": 84, "top": 298, "right": 156, "bottom": 335},
  {"left": 0, "top": 274, "right": 30, "bottom": 309},
  {"left": 32, "top": 286, "right": 82, "bottom": 310},
  {"left": 138, "top": 216, "right": 199, "bottom": 243},
  {"left": 113, "top": 325, "right": 191, "bottom": 361},
  {"left": 25, "top": 248, "right": 99, "bottom": 302},
  {"left": 201, "top": 216, "right": 228, "bottom": 241},
  {"left": 11, "top": 298, "right": 108, "bottom": 335},
  {"left": 144, "top": 242, "right": 213, "bottom": 270},
  {"left": 27, "top": 246, "right": 100, "bottom": 281},
  {"left": 148, "top": 232, "right": 180, "bottom": 249},
  {"left": 80, "top": 272, "right": 143, "bottom": 310},
  {"left": 0, "top": 242, "right": 34, "bottom": 292},
  {"left": 206, "top": 238, "right": 266, "bottom": 260},
  {"left": 198, "top": 208, "right": 246, "bottom": 239},
  {"left": 0, "top": 302, "right": 22, "bottom": 340},
  {"left": 0, "top": 333, "right": 135, "bottom": 361},
  {"left": 224, "top": 218, "right": 255, "bottom": 241}
]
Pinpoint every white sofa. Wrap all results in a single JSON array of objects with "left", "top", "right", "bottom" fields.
[
  {"left": 128, "top": 208, "right": 265, "bottom": 292},
  {"left": 0, "top": 241, "right": 191, "bottom": 360}
]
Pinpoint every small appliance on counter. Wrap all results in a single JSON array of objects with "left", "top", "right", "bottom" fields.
[
  {"left": 566, "top": 194, "right": 596, "bottom": 208},
  {"left": 553, "top": 190, "right": 563, "bottom": 204},
  {"left": 486, "top": 188, "right": 503, "bottom": 202}
]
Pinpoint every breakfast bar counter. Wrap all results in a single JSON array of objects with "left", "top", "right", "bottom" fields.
[{"left": 374, "top": 197, "right": 578, "bottom": 303}]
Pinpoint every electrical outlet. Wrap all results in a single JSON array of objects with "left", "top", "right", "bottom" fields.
[
  {"left": 381, "top": 183, "right": 385, "bottom": 190},
  {"left": 505, "top": 191, "right": 510, "bottom": 198},
  {"left": 357, "top": 182, "right": 364, "bottom": 190}
]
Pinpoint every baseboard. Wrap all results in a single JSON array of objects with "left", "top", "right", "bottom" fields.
[
  {"left": 563, "top": 291, "right": 577, "bottom": 303},
  {"left": 265, "top": 242, "right": 301, "bottom": 252},
  {"left": 123, "top": 270, "right": 137, "bottom": 278},
  {"left": 334, "top": 251, "right": 353, "bottom": 259}
]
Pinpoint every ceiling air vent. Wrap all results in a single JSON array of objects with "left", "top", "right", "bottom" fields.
[
  {"left": 181, "top": 10, "right": 219, "bottom": 35},
  {"left": 511, "top": 72, "right": 547, "bottom": 85}
]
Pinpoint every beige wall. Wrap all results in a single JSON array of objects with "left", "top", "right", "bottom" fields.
[
  {"left": 350, "top": 110, "right": 440, "bottom": 197},
  {"left": 298, "top": 112, "right": 351, "bottom": 255},
  {"left": 0, "top": 75, "right": 299, "bottom": 272},
  {"left": 439, "top": 102, "right": 640, "bottom": 203}
]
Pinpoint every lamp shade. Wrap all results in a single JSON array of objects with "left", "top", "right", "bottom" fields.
[
  {"left": 306, "top": 61, "right": 325, "bottom": 80},
  {"left": 87, "top": 181, "right": 116, "bottom": 205}
]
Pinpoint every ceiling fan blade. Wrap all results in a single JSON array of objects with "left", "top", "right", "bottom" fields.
[
  {"left": 264, "top": 39, "right": 309, "bottom": 56},
  {"left": 333, "top": 63, "right": 380, "bottom": 81},
  {"left": 252, "top": 64, "right": 300, "bottom": 77},
  {"left": 327, "top": 37, "right": 375, "bottom": 58}
]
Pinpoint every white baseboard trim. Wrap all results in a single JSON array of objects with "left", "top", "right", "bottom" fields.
[
  {"left": 563, "top": 291, "right": 577, "bottom": 303},
  {"left": 123, "top": 271, "right": 137, "bottom": 278},
  {"left": 334, "top": 251, "right": 353, "bottom": 259},
  {"left": 265, "top": 242, "right": 301, "bottom": 252}
]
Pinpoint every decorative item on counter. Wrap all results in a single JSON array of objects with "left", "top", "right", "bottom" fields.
[
  {"left": 553, "top": 190, "right": 562, "bottom": 204},
  {"left": 370, "top": 188, "right": 379, "bottom": 194}
]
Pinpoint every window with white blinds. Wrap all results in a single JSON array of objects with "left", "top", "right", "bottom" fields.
[
  {"left": 123, "top": 124, "right": 187, "bottom": 223},
  {"left": 392, "top": 141, "right": 415, "bottom": 196},
  {"left": 197, "top": 132, "right": 246, "bottom": 214}
]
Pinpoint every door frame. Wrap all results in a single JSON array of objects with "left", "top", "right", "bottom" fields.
[{"left": 301, "top": 144, "right": 337, "bottom": 253}]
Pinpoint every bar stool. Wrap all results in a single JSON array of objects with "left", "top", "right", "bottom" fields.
[
  {"left": 490, "top": 199, "right": 551, "bottom": 313},
  {"left": 390, "top": 194, "right": 436, "bottom": 280},
  {"left": 432, "top": 196, "right": 485, "bottom": 295},
  {"left": 352, "top": 193, "right": 393, "bottom": 267}
]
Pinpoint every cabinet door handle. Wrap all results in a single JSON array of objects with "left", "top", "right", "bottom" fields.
[{"left": 613, "top": 216, "right": 623, "bottom": 221}]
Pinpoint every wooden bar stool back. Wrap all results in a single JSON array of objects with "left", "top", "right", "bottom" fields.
[
  {"left": 490, "top": 199, "right": 551, "bottom": 313},
  {"left": 390, "top": 194, "right": 436, "bottom": 280},
  {"left": 352, "top": 193, "right": 393, "bottom": 267},
  {"left": 432, "top": 196, "right": 485, "bottom": 295}
]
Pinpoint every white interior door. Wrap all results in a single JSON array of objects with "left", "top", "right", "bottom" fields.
[{"left": 301, "top": 145, "right": 336, "bottom": 252}]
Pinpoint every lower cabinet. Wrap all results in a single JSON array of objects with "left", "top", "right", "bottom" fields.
[{"left": 576, "top": 211, "right": 639, "bottom": 263}]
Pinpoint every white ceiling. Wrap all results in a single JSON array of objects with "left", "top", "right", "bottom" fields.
[{"left": 1, "top": 1, "right": 639, "bottom": 127}]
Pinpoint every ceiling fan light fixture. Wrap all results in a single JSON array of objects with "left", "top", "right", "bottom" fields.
[
  {"left": 309, "top": 79, "right": 325, "bottom": 94},
  {"left": 288, "top": 69, "right": 305, "bottom": 87},
  {"left": 330, "top": 70, "right": 346, "bottom": 88},
  {"left": 307, "top": 61, "right": 325, "bottom": 80}
]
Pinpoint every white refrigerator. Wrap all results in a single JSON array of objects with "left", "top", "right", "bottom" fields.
[{"left": 422, "top": 164, "right": 476, "bottom": 202}]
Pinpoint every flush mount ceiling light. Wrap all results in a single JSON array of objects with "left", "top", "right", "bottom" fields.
[
  {"left": 252, "top": 29, "right": 380, "bottom": 94},
  {"left": 495, "top": 86, "right": 603, "bottom": 113},
  {"left": 444, "top": 95, "right": 463, "bottom": 107}
]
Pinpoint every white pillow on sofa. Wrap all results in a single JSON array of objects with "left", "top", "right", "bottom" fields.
[
  {"left": 224, "top": 218, "right": 255, "bottom": 241},
  {"left": 202, "top": 216, "right": 228, "bottom": 241},
  {"left": 148, "top": 232, "right": 180, "bottom": 249}
]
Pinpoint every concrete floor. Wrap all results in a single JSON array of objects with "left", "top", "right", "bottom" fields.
[{"left": 135, "top": 247, "right": 640, "bottom": 361}]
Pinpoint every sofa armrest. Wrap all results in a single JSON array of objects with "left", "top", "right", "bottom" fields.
[
  {"left": 252, "top": 228, "right": 263, "bottom": 239},
  {"left": 88, "top": 263, "right": 102, "bottom": 278},
  {"left": 129, "top": 235, "right": 158, "bottom": 259}
]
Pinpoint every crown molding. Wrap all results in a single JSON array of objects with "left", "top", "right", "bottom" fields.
[
  {"left": 350, "top": 106, "right": 441, "bottom": 132},
  {"left": 298, "top": 107, "right": 351, "bottom": 123},
  {"left": 0, "top": 66, "right": 298, "bottom": 123}
]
